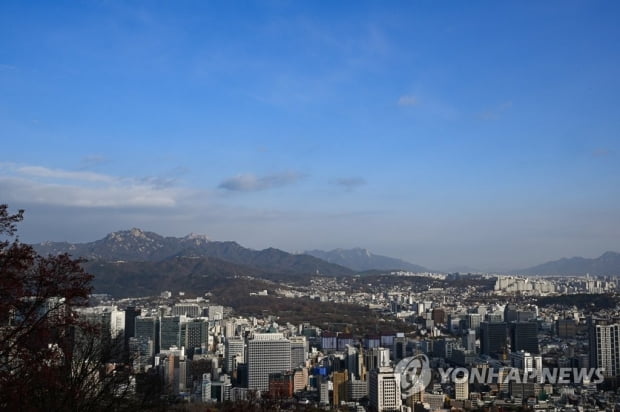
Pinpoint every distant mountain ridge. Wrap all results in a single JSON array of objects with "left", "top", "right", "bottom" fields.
[
  {"left": 515, "top": 251, "right": 620, "bottom": 276},
  {"left": 34, "top": 228, "right": 353, "bottom": 278},
  {"left": 83, "top": 256, "right": 260, "bottom": 298},
  {"left": 36, "top": 228, "right": 212, "bottom": 262},
  {"left": 304, "top": 247, "right": 430, "bottom": 272}
]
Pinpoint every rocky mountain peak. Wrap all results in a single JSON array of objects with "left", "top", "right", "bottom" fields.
[{"left": 183, "top": 233, "right": 210, "bottom": 244}]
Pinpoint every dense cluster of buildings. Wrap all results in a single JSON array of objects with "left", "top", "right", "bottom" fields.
[
  {"left": 78, "top": 272, "right": 620, "bottom": 411},
  {"left": 493, "top": 275, "right": 617, "bottom": 295}
]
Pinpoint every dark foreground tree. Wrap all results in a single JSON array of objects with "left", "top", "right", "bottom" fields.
[{"left": 0, "top": 204, "right": 133, "bottom": 411}]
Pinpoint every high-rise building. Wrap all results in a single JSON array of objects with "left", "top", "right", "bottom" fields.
[
  {"left": 463, "top": 329, "right": 477, "bottom": 353},
  {"left": 504, "top": 304, "right": 518, "bottom": 323},
  {"left": 290, "top": 336, "right": 308, "bottom": 368},
  {"left": 182, "top": 318, "right": 207, "bottom": 354},
  {"left": 432, "top": 308, "right": 446, "bottom": 325},
  {"left": 455, "top": 378, "right": 469, "bottom": 400},
  {"left": 211, "top": 375, "right": 232, "bottom": 402},
  {"left": 369, "top": 366, "right": 402, "bottom": 412},
  {"left": 433, "top": 337, "right": 458, "bottom": 359},
  {"left": 80, "top": 306, "right": 125, "bottom": 341},
  {"left": 135, "top": 316, "right": 158, "bottom": 352},
  {"left": 321, "top": 332, "right": 338, "bottom": 351},
  {"left": 293, "top": 368, "right": 308, "bottom": 393},
  {"left": 179, "top": 358, "right": 191, "bottom": 391},
  {"left": 480, "top": 322, "right": 507, "bottom": 357},
  {"left": 247, "top": 333, "right": 291, "bottom": 393},
  {"left": 124, "top": 306, "right": 141, "bottom": 348},
  {"left": 129, "top": 336, "right": 154, "bottom": 372},
  {"left": 346, "top": 377, "right": 368, "bottom": 401},
  {"left": 164, "top": 348, "right": 184, "bottom": 394},
  {"left": 319, "top": 381, "right": 329, "bottom": 405},
  {"left": 365, "top": 347, "right": 390, "bottom": 373},
  {"left": 225, "top": 337, "right": 246, "bottom": 374},
  {"left": 345, "top": 345, "right": 361, "bottom": 379},
  {"left": 393, "top": 335, "right": 407, "bottom": 362},
  {"left": 364, "top": 335, "right": 381, "bottom": 349},
  {"left": 510, "top": 322, "right": 539, "bottom": 354},
  {"left": 588, "top": 317, "right": 620, "bottom": 377},
  {"left": 160, "top": 315, "right": 185, "bottom": 351},
  {"left": 556, "top": 318, "right": 577, "bottom": 337},
  {"left": 201, "top": 373, "right": 212, "bottom": 402},
  {"left": 224, "top": 320, "right": 236, "bottom": 338},
  {"left": 447, "top": 314, "right": 462, "bottom": 334},
  {"left": 516, "top": 310, "right": 536, "bottom": 322},
  {"left": 467, "top": 313, "right": 482, "bottom": 332},
  {"left": 510, "top": 350, "right": 543, "bottom": 381},
  {"left": 109, "top": 308, "right": 126, "bottom": 340},
  {"left": 332, "top": 370, "right": 348, "bottom": 406},
  {"left": 485, "top": 311, "right": 504, "bottom": 323}
]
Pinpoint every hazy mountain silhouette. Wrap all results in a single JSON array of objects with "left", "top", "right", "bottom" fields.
[
  {"left": 305, "top": 247, "right": 430, "bottom": 272},
  {"left": 514, "top": 251, "right": 620, "bottom": 276}
]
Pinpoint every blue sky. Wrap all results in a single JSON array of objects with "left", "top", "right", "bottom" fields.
[{"left": 1, "top": 1, "right": 619, "bottom": 271}]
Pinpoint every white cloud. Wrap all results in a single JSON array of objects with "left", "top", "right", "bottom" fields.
[
  {"left": 16, "top": 165, "right": 115, "bottom": 183},
  {"left": 0, "top": 163, "right": 187, "bottom": 208}
]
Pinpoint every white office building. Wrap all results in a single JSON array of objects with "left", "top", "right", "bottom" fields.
[
  {"left": 247, "top": 333, "right": 291, "bottom": 393},
  {"left": 369, "top": 366, "right": 402, "bottom": 411}
]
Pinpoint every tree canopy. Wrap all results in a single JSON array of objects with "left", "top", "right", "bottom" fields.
[{"left": 0, "top": 204, "right": 131, "bottom": 411}]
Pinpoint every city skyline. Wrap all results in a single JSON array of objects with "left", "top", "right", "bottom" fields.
[{"left": 1, "top": 1, "right": 619, "bottom": 271}]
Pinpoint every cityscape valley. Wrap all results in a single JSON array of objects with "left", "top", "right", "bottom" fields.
[
  {"left": 2, "top": 1, "right": 619, "bottom": 411},
  {"left": 3, "top": 212, "right": 620, "bottom": 411}
]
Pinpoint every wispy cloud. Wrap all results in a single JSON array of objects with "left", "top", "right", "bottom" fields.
[
  {"left": 330, "top": 177, "right": 367, "bottom": 191},
  {"left": 218, "top": 171, "right": 305, "bottom": 192},
  {"left": 397, "top": 95, "right": 418, "bottom": 106},
  {"left": 0, "top": 177, "right": 179, "bottom": 208},
  {"left": 16, "top": 165, "right": 115, "bottom": 183},
  {"left": 138, "top": 176, "right": 179, "bottom": 189},
  {"left": 478, "top": 100, "right": 512, "bottom": 120},
  {"left": 0, "top": 163, "right": 187, "bottom": 208}
]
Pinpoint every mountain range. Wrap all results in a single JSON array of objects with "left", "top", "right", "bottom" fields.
[
  {"left": 32, "top": 229, "right": 620, "bottom": 290},
  {"left": 515, "top": 251, "right": 620, "bottom": 276},
  {"left": 304, "top": 247, "right": 430, "bottom": 272},
  {"left": 32, "top": 230, "right": 439, "bottom": 297},
  {"left": 34, "top": 228, "right": 354, "bottom": 278}
]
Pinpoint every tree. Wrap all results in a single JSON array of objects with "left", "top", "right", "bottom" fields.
[{"left": 0, "top": 204, "right": 132, "bottom": 410}]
